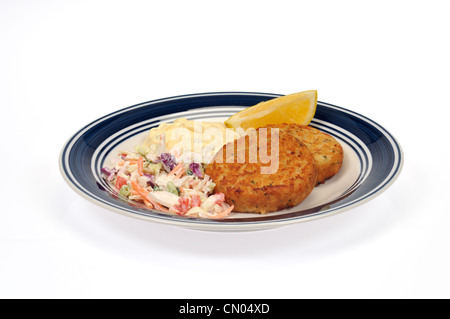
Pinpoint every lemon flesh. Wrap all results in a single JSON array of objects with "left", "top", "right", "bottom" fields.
[{"left": 225, "top": 90, "right": 317, "bottom": 130}]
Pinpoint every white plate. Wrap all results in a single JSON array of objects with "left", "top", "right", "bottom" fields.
[{"left": 60, "top": 92, "right": 403, "bottom": 231}]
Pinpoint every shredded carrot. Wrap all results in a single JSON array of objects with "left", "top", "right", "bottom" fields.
[
  {"left": 154, "top": 203, "right": 169, "bottom": 212},
  {"left": 143, "top": 200, "right": 154, "bottom": 209},
  {"left": 209, "top": 205, "right": 234, "bottom": 219},
  {"left": 131, "top": 181, "right": 148, "bottom": 197},
  {"left": 168, "top": 162, "right": 184, "bottom": 177},
  {"left": 131, "top": 181, "right": 169, "bottom": 212},
  {"left": 118, "top": 159, "right": 138, "bottom": 167},
  {"left": 174, "top": 166, "right": 186, "bottom": 179},
  {"left": 137, "top": 157, "right": 144, "bottom": 176}
]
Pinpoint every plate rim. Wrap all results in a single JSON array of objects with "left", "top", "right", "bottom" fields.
[{"left": 59, "top": 91, "right": 404, "bottom": 231}]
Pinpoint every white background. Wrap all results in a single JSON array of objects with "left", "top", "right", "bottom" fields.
[{"left": 1, "top": 0, "right": 449, "bottom": 299}]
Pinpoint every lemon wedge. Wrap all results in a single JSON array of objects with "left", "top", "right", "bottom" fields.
[{"left": 225, "top": 90, "right": 317, "bottom": 130}]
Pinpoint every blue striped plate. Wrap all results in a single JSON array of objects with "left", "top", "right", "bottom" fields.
[{"left": 59, "top": 92, "right": 403, "bottom": 231}]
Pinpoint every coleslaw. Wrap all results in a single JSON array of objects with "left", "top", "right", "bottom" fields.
[{"left": 101, "top": 149, "right": 234, "bottom": 219}]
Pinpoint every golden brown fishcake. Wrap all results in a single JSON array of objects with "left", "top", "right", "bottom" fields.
[
  {"left": 265, "top": 123, "right": 344, "bottom": 185},
  {"left": 204, "top": 127, "right": 317, "bottom": 214}
]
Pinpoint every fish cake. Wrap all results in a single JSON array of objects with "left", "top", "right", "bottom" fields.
[
  {"left": 265, "top": 123, "right": 343, "bottom": 185},
  {"left": 204, "top": 126, "right": 317, "bottom": 214}
]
